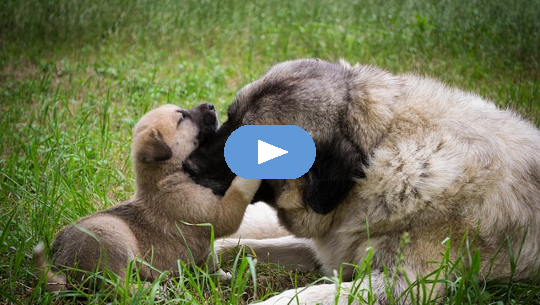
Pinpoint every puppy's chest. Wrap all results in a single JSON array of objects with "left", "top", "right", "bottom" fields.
[{"left": 103, "top": 204, "right": 212, "bottom": 264}]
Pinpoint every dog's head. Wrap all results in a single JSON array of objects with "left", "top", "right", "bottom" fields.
[
  {"left": 185, "top": 59, "right": 397, "bottom": 214},
  {"left": 132, "top": 103, "right": 218, "bottom": 168}
]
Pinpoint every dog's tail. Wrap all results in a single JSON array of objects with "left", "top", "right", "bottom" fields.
[{"left": 34, "top": 242, "right": 67, "bottom": 292}]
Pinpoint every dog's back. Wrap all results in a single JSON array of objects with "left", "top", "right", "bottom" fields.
[{"left": 323, "top": 70, "right": 540, "bottom": 294}]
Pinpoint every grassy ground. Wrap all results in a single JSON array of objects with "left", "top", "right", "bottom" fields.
[{"left": 1, "top": 0, "right": 539, "bottom": 304}]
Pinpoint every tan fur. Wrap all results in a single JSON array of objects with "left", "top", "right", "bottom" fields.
[
  {"left": 34, "top": 104, "right": 261, "bottom": 292},
  {"left": 216, "top": 202, "right": 318, "bottom": 271},
  {"left": 213, "top": 59, "right": 540, "bottom": 304}
]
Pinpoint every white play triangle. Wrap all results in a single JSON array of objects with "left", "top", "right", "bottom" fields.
[{"left": 258, "top": 140, "right": 288, "bottom": 164}]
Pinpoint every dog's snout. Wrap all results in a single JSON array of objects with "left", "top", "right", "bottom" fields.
[{"left": 194, "top": 103, "right": 215, "bottom": 113}]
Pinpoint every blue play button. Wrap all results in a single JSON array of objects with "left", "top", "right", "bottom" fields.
[{"left": 224, "top": 125, "right": 316, "bottom": 179}]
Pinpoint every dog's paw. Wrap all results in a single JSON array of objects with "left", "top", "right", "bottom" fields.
[{"left": 215, "top": 268, "right": 232, "bottom": 281}]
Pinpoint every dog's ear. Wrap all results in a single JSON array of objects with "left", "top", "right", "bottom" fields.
[
  {"left": 135, "top": 128, "right": 173, "bottom": 163},
  {"left": 303, "top": 137, "right": 366, "bottom": 215}
]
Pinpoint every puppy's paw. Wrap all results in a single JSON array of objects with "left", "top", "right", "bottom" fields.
[{"left": 231, "top": 177, "right": 262, "bottom": 199}]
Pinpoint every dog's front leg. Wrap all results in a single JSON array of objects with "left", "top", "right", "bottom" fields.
[
  {"left": 252, "top": 281, "right": 359, "bottom": 305},
  {"left": 253, "top": 269, "right": 431, "bottom": 305},
  {"left": 215, "top": 236, "right": 319, "bottom": 272}
]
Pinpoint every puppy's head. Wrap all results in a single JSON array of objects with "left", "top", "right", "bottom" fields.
[{"left": 132, "top": 103, "right": 218, "bottom": 167}]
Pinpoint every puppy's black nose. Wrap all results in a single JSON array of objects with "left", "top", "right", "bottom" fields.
[{"left": 207, "top": 103, "right": 214, "bottom": 111}]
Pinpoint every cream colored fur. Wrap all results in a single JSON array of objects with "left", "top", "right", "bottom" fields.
[
  {"left": 34, "top": 104, "right": 261, "bottom": 291},
  {"left": 215, "top": 59, "right": 540, "bottom": 304}
]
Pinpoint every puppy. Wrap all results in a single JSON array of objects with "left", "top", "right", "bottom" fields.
[{"left": 34, "top": 103, "right": 261, "bottom": 292}]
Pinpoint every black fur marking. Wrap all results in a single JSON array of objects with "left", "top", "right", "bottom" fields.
[
  {"left": 301, "top": 73, "right": 369, "bottom": 215},
  {"left": 187, "top": 103, "right": 218, "bottom": 144},
  {"left": 184, "top": 79, "right": 301, "bottom": 198},
  {"left": 303, "top": 136, "right": 366, "bottom": 215},
  {"left": 252, "top": 180, "right": 276, "bottom": 205},
  {"left": 184, "top": 119, "right": 238, "bottom": 196}
]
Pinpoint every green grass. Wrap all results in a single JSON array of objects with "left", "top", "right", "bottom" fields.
[{"left": 1, "top": 0, "right": 539, "bottom": 304}]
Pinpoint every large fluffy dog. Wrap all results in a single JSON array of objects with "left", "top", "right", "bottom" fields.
[
  {"left": 34, "top": 103, "right": 261, "bottom": 291},
  {"left": 185, "top": 59, "right": 540, "bottom": 304}
]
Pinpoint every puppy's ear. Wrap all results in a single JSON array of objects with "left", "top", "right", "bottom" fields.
[
  {"left": 135, "top": 128, "right": 173, "bottom": 163},
  {"left": 303, "top": 137, "right": 366, "bottom": 215}
]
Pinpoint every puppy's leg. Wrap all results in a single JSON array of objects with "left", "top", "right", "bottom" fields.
[
  {"left": 205, "top": 178, "right": 261, "bottom": 276},
  {"left": 47, "top": 215, "right": 140, "bottom": 291},
  {"left": 34, "top": 242, "right": 68, "bottom": 292},
  {"left": 210, "top": 177, "right": 262, "bottom": 238},
  {"left": 228, "top": 177, "right": 262, "bottom": 202},
  {"left": 216, "top": 236, "right": 319, "bottom": 272}
]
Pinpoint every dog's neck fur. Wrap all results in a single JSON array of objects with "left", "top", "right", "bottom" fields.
[{"left": 346, "top": 63, "right": 401, "bottom": 155}]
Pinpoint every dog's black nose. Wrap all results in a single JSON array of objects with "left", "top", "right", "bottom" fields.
[{"left": 207, "top": 103, "right": 214, "bottom": 111}]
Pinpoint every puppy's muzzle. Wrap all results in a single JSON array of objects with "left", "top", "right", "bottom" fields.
[{"left": 190, "top": 103, "right": 218, "bottom": 142}]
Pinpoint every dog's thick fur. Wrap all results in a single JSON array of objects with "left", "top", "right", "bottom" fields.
[
  {"left": 34, "top": 103, "right": 261, "bottom": 291},
  {"left": 185, "top": 59, "right": 540, "bottom": 304}
]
